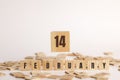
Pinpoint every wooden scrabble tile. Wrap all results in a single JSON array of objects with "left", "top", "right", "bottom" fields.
[
  {"left": 75, "top": 60, "right": 86, "bottom": 70},
  {"left": 53, "top": 59, "right": 65, "bottom": 70},
  {"left": 88, "top": 60, "right": 98, "bottom": 70},
  {"left": 31, "top": 60, "right": 41, "bottom": 70},
  {"left": 98, "top": 59, "right": 109, "bottom": 70},
  {"left": 42, "top": 59, "right": 53, "bottom": 70},
  {"left": 65, "top": 60, "right": 75, "bottom": 70},
  {"left": 51, "top": 31, "right": 70, "bottom": 52},
  {"left": 19, "top": 60, "right": 32, "bottom": 71}
]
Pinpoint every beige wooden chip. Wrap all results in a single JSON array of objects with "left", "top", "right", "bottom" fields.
[
  {"left": 96, "top": 77, "right": 108, "bottom": 80},
  {"left": 46, "top": 75, "right": 61, "bottom": 79},
  {"left": 10, "top": 72, "right": 25, "bottom": 78},
  {"left": 25, "top": 56, "right": 34, "bottom": 59},
  {"left": 74, "top": 72, "right": 90, "bottom": 79},
  {"left": 104, "top": 52, "right": 113, "bottom": 56},
  {"left": 4, "top": 61, "right": 18, "bottom": 67},
  {"left": 0, "top": 72, "right": 5, "bottom": 77},
  {"left": 30, "top": 71, "right": 50, "bottom": 78},
  {"left": 56, "top": 54, "right": 67, "bottom": 59},
  {"left": 75, "top": 74, "right": 89, "bottom": 79},
  {"left": 0, "top": 66, "right": 7, "bottom": 70},
  {"left": 91, "top": 72, "right": 110, "bottom": 79},
  {"left": 60, "top": 74, "right": 74, "bottom": 80},
  {"left": 24, "top": 75, "right": 31, "bottom": 80},
  {"left": 35, "top": 52, "right": 46, "bottom": 57},
  {"left": 31, "top": 77, "right": 41, "bottom": 80}
]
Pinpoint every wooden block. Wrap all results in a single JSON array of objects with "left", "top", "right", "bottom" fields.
[
  {"left": 84, "top": 60, "right": 89, "bottom": 70},
  {"left": 19, "top": 60, "right": 32, "bottom": 71},
  {"left": 88, "top": 60, "right": 98, "bottom": 70},
  {"left": 31, "top": 60, "right": 41, "bottom": 70},
  {"left": 96, "top": 77, "right": 108, "bottom": 80},
  {"left": 51, "top": 31, "right": 70, "bottom": 52},
  {"left": 65, "top": 60, "right": 75, "bottom": 70},
  {"left": 75, "top": 60, "right": 86, "bottom": 70},
  {"left": 54, "top": 59, "right": 65, "bottom": 70},
  {"left": 43, "top": 59, "right": 53, "bottom": 70},
  {"left": 98, "top": 59, "right": 109, "bottom": 70}
]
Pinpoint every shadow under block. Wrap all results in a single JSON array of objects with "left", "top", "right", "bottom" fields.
[
  {"left": 19, "top": 60, "right": 32, "bottom": 71},
  {"left": 51, "top": 31, "right": 70, "bottom": 52}
]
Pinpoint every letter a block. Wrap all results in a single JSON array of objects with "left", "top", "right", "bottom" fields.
[{"left": 51, "top": 31, "right": 70, "bottom": 52}]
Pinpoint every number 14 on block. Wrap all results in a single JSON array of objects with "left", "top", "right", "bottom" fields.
[{"left": 51, "top": 31, "right": 70, "bottom": 52}]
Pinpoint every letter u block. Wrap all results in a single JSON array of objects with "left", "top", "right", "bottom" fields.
[{"left": 65, "top": 60, "right": 75, "bottom": 70}]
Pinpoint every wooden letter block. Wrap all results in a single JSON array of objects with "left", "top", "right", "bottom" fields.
[
  {"left": 98, "top": 59, "right": 109, "bottom": 70},
  {"left": 75, "top": 60, "right": 86, "bottom": 70},
  {"left": 54, "top": 59, "right": 65, "bottom": 70},
  {"left": 43, "top": 59, "right": 53, "bottom": 70},
  {"left": 65, "top": 60, "right": 75, "bottom": 70},
  {"left": 51, "top": 31, "right": 70, "bottom": 52},
  {"left": 31, "top": 60, "right": 41, "bottom": 70},
  {"left": 19, "top": 60, "right": 32, "bottom": 71},
  {"left": 88, "top": 60, "right": 98, "bottom": 70}
]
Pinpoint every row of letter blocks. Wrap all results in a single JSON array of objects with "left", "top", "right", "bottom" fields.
[{"left": 19, "top": 59, "right": 109, "bottom": 71}]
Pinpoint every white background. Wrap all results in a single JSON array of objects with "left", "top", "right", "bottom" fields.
[{"left": 0, "top": 0, "right": 120, "bottom": 79}]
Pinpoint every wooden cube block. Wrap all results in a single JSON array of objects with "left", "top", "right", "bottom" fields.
[
  {"left": 98, "top": 59, "right": 109, "bottom": 70},
  {"left": 43, "top": 59, "right": 53, "bottom": 70},
  {"left": 19, "top": 60, "right": 32, "bottom": 71},
  {"left": 65, "top": 60, "right": 75, "bottom": 70},
  {"left": 88, "top": 60, "right": 98, "bottom": 70},
  {"left": 31, "top": 60, "right": 41, "bottom": 70},
  {"left": 51, "top": 31, "right": 70, "bottom": 52},
  {"left": 54, "top": 59, "right": 65, "bottom": 70},
  {"left": 75, "top": 60, "right": 86, "bottom": 70}
]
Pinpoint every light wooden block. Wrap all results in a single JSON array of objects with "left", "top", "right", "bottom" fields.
[
  {"left": 75, "top": 60, "right": 86, "bottom": 70},
  {"left": 51, "top": 31, "right": 70, "bottom": 52},
  {"left": 43, "top": 59, "right": 53, "bottom": 70},
  {"left": 54, "top": 59, "right": 65, "bottom": 70},
  {"left": 84, "top": 60, "right": 89, "bottom": 70},
  {"left": 19, "top": 60, "right": 32, "bottom": 71},
  {"left": 65, "top": 60, "right": 75, "bottom": 70},
  {"left": 88, "top": 60, "right": 98, "bottom": 70},
  {"left": 98, "top": 59, "right": 109, "bottom": 70},
  {"left": 31, "top": 60, "right": 41, "bottom": 70}
]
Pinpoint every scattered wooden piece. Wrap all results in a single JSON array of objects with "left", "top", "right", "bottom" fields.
[
  {"left": 25, "top": 56, "right": 34, "bottom": 59},
  {"left": 31, "top": 77, "right": 41, "bottom": 80},
  {"left": 46, "top": 75, "right": 61, "bottom": 79},
  {"left": 104, "top": 52, "right": 113, "bottom": 56},
  {"left": 30, "top": 71, "right": 50, "bottom": 78},
  {"left": 60, "top": 74, "right": 74, "bottom": 80},
  {"left": 10, "top": 72, "right": 26, "bottom": 78},
  {"left": 91, "top": 72, "right": 110, "bottom": 79},
  {"left": 96, "top": 77, "right": 108, "bottom": 80},
  {"left": 0, "top": 72, "right": 5, "bottom": 77}
]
